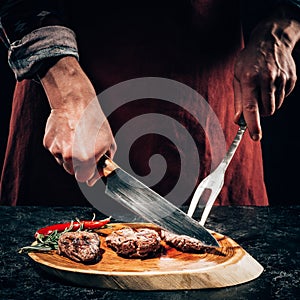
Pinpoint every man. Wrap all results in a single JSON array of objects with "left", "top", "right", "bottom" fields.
[{"left": 0, "top": 0, "right": 299, "bottom": 207}]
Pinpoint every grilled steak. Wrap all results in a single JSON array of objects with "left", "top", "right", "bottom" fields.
[
  {"left": 57, "top": 231, "right": 101, "bottom": 263},
  {"left": 161, "top": 230, "right": 206, "bottom": 253},
  {"left": 105, "top": 227, "right": 162, "bottom": 258}
]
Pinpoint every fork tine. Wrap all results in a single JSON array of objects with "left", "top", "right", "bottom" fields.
[
  {"left": 199, "top": 184, "right": 223, "bottom": 226},
  {"left": 187, "top": 175, "right": 211, "bottom": 218},
  {"left": 187, "top": 163, "right": 226, "bottom": 224},
  {"left": 198, "top": 166, "right": 225, "bottom": 226}
]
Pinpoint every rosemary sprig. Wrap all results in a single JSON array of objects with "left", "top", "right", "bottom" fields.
[
  {"left": 18, "top": 214, "right": 110, "bottom": 254},
  {"left": 19, "top": 220, "right": 85, "bottom": 253}
]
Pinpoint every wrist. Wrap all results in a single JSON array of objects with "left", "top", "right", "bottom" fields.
[
  {"left": 40, "top": 56, "right": 96, "bottom": 111},
  {"left": 271, "top": 3, "right": 300, "bottom": 52},
  {"left": 249, "top": 17, "right": 300, "bottom": 52},
  {"left": 260, "top": 4, "right": 300, "bottom": 49}
]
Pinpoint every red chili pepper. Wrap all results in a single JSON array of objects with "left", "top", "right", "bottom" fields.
[{"left": 34, "top": 216, "right": 111, "bottom": 238}]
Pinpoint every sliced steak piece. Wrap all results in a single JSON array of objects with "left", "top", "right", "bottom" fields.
[
  {"left": 105, "top": 227, "right": 162, "bottom": 258},
  {"left": 57, "top": 231, "right": 101, "bottom": 263},
  {"left": 161, "top": 230, "right": 206, "bottom": 253}
]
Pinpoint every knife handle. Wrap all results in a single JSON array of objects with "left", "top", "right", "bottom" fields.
[{"left": 98, "top": 155, "right": 118, "bottom": 177}]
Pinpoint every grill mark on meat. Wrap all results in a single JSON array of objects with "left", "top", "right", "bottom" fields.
[
  {"left": 105, "top": 227, "right": 162, "bottom": 258},
  {"left": 57, "top": 231, "right": 101, "bottom": 264}
]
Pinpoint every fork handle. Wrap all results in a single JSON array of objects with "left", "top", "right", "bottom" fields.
[
  {"left": 220, "top": 114, "right": 247, "bottom": 169},
  {"left": 198, "top": 116, "right": 247, "bottom": 226}
]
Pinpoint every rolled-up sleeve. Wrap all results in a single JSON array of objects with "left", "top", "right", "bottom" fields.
[
  {"left": 8, "top": 25, "right": 78, "bottom": 80},
  {"left": 0, "top": 0, "right": 79, "bottom": 80}
]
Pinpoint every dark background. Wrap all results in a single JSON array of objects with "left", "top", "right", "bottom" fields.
[
  {"left": 260, "top": 52, "right": 300, "bottom": 205},
  {"left": 0, "top": 20, "right": 299, "bottom": 206}
]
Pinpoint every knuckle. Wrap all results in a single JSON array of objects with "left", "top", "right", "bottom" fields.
[
  {"left": 61, "top": 148, "right": 73, "bottom": 162},
  {"left": 290, "top": 73, "right": 297, "bottom": 83},
  {"left": 112, "top": 142, "right": 117, "bottom": 153},
  {"left": 49, "top": 145, "right": 60, "bottom": 156},
  {"left": 279, "top": 72, "right": 287, "bottom": 83},
  {"left": 260, "top": 69, "right": 276, "bottom": 82},
  {"left": 43, "top": 134, "right": 52, "bottom": 149},
  {"left": 244, "top": 103, "right": 258, "bottom": 114},
  {"left": 240, "top": 70, "right": 259, "bottom": 84},
  {"left": 43, "top": 138, "right": 49, "bottom": 149}
]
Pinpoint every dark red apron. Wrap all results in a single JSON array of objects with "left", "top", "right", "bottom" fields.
[{"left": 0, "top": 0, "right": 268, "bottom": 206}]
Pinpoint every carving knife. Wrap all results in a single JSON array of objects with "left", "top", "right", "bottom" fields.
[{"left": 99, "top": 156, "right": 220, "bottom": 247}]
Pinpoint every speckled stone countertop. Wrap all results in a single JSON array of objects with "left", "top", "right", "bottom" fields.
[{"left": 0, "top": 205, "right": 299, "bottom": 300}]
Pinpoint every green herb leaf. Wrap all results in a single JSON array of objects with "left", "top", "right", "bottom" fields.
[{"left": 19, "top": 221, "right": 85, "bottom": 253}]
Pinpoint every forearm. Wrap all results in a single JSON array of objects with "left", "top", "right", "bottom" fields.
[{"left": 39, "top": 56, "right": 96, "bottom": 111}]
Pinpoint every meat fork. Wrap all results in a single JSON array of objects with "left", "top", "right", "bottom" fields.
[{"left": 187, "top": 115, "right": 247, "bottom": 226}]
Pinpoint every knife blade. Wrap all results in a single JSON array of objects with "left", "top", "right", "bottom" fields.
[{"left": 99, "top": 156, "right": 220, "bottom": 247}]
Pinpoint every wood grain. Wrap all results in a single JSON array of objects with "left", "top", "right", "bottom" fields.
[{"left": 28, "top": 223, "right": 264, "bottom": 290}]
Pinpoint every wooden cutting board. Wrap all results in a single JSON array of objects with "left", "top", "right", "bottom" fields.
[{"left": 28, "top": 223, "right": 263, "bottom": 290}]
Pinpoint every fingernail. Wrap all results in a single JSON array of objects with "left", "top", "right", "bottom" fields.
[
  {"left": 87, "top": 178, "right": 96, "bottom": 187},
  {"left": 87, "top": 174, "right": 101, "bottom": 186},
  {"left": 252, "top": 134, "right": 261, "bottom": 141},
  {"left": 234, "top": 112, "right": 240, "bottom": 123}
]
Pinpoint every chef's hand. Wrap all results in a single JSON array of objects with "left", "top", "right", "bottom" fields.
[
  {"left": 40, "top": 56, "right": 117, "bottom": 186},
  {"left": 234, "top": 4, "right": 300, "bottom": 141}
]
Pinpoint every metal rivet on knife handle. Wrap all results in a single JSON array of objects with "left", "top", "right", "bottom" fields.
[
  {"left": 98, "top": 155, "right": 119, "bottom": 177},
  {"left": 103, "top": 157, "right": 119, "bottom": 177}
]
